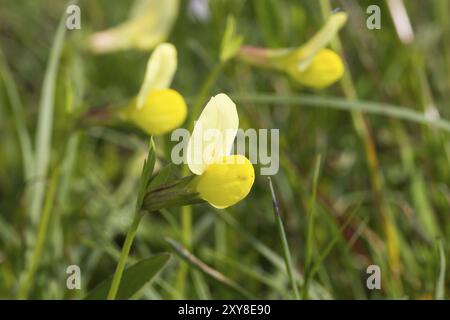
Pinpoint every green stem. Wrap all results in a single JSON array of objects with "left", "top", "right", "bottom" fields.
[
  {"left": 17, "top": 170, "right": 59, "bottom": 299},
  {"left": 107, "top": 138, "right": 155, "bottom": 299},
  {"left": 107, "top": 213, "right": 143, "bottom": 300}
]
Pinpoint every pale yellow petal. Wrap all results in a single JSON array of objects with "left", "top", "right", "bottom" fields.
[
  {"left": 137, "top": 43, "right": 177, "bottom": 109},
  {"left": 186, "top": 94, "right": 238, "bottom": 175}
]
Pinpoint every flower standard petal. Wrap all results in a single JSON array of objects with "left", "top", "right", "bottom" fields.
[
  {"left": 186, "top": 93, "right": 239, "bottom": 175},
  {"left": 137, "top": 43, "right": 177, "bottom": 109}
]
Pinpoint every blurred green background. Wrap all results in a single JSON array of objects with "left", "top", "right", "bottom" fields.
[{"left": 0, "top": 0, "right": 449, "bottom": 299}]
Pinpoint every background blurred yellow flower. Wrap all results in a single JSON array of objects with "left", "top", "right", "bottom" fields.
[
  {"left": 238, "top": 12, "right": 347, "bottom": 88},
  {"left": 285, "top": 48, "right": 344, "bottom": 88},
  {"left": 89, "top": 0, "right": 179, "bottom": 53}
]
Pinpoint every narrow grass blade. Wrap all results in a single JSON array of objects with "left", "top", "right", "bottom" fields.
[
  {"left": 268, "top": 177, "right": 300, "bottom": 299},
  {"left": 302, "top": 155, "right": 321, "bottom": 299},
  {"left": 0, "top": 48, "right": 34, "bottom": 180},
  {"left": 435, "top": 240, "right": 446, "bottom": 300},
  {"left": 232, "top": 94, "right": 450, "bottom": 134},
  {"left": 29, "top": 5, "right": 68, "bottom": 225},
  {"left": 85, "top": 253, "right": 171, "bottom": 300},
  {"left": 166, "top": 238, "right": 254, "bottom": 299}
]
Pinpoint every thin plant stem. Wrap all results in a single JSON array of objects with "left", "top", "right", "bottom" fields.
[
  {"left": 107, "top": 213, "right": 143, "bottom": 300},
  {"left": 107, "top": 139, "right": 155, "bottom": 299}
]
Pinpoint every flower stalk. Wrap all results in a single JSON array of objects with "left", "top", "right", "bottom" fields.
[{"left": 106, "top": 212, "right": 142, "bottom": 300}]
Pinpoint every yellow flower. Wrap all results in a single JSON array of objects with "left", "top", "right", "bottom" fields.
[
  {"left": 237, "top": 12, "right": 347, "bottom": 89},
  {"left": 89, "top": 0, "right": 179, "bottom": 54},
  {"left": 122, "top": 43, "right": 187, "bottom": 136},
  {"left": 187, "top": 94, "right": 255, "bottom": 208}
]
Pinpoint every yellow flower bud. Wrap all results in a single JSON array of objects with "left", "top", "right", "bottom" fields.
[
  {"left": 285, "top": 48, "right": 344, "bottom": 89},
  {"left": 194, "top": 155, "right": 255, "bottom": 209},
  {"left": 125, "top": 88, "right": 187, "bottom": 136}
]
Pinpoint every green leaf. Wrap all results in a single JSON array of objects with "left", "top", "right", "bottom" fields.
[
  {"left": 137, "top": 138, "right": 156, "bottom": 207},
  {"left": 143, "top": 174, "right": 204, "bottom": 213},
  {"left": 147, "top": 164, "right": 174, "bottom": 191},
  {"left": 143, "top": 189, "right": 204, "bottom": 213},
  {"left": 85, "top": 253, "right": 171, "bottom": 300}
]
